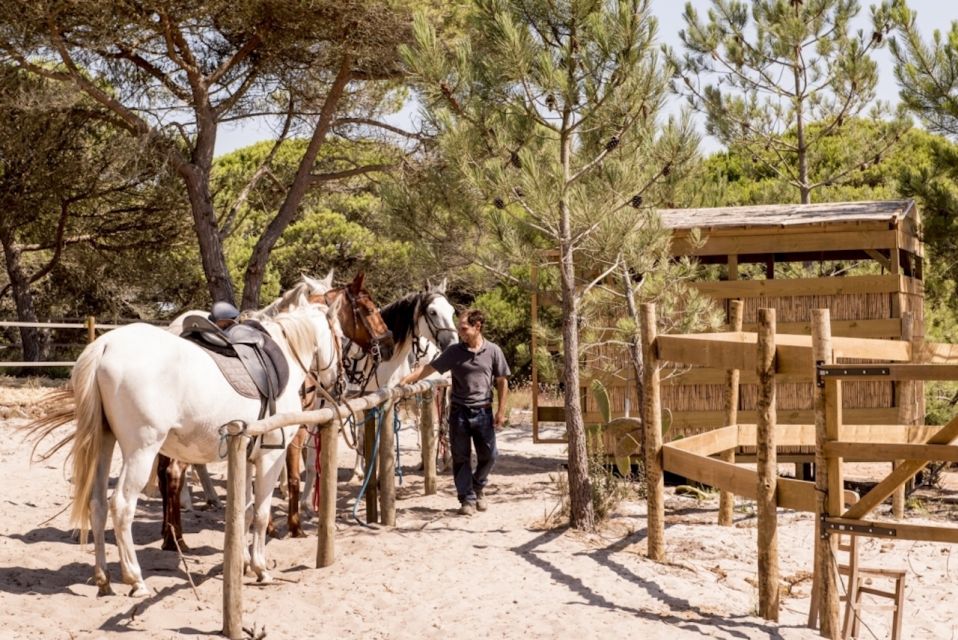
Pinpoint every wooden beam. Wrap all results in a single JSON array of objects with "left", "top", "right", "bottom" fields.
[
  {"left": 865, "top": 249, "right": 892, "bottom": 271},
  {"left": 756, "top": 308, "right": 780, "bottom": 621},
  {"left": 842, "top": 412, "right": 958, "bottom": 520},
  {"left": 666, "top": 425, "right": 739, "bottom": 454},
  {"left": 667, "top": 408, "right": 901, "bottom": 430},
  {"left": 691, "top": 274, "right": 904, "bottom": 299},
  {"left": 673, "top": 229, "right": 898, "bottom": 258},
  {"left": 819, "top": 363, "right": 958, "bottom": 382},
  {"left": 824, "top": 441, "right": 958, "bottom": 462}
]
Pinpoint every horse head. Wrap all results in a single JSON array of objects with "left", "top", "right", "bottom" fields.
[
  {"left": 319, "top": 271, "right": 395, "bottom": 362},
  {"left": 418, "top": 285, "right": 457, "bottom": 352}
]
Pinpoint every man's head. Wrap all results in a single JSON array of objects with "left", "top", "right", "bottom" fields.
[{"left": 457, "top": 308, "right": 484, "bottom": 344}]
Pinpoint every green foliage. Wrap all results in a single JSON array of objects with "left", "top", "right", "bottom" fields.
[
  {"left": 884, "top": 0, "right": 958, "bottom": 139},
  {"left": 672, "top": 0, "right": 909, "bottom": 203}
]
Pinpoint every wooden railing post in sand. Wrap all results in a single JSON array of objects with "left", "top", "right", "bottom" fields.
[
  {"left": 317, "top": 417, "right": 339, "bottom": 568},
  {"left": 756, "top": 308, "right": 779, "bottom": 621},
  {"left": 719, "top": 299, "right": 744, "bottom": 526},
  {"left": 421, "top": 390, "right": 438, "bottom": 495},
  {"left": 811, "top": 309, "right": 841, "bottom": 638},
  {"left": 379, "top": 400, "right": 397, "bottom": 526},
  {"left": 222, "top": 423, "right": 249, "bottom": 640},
  {"left": 640, "top": 303, "right": 665, "bottom": 561}
]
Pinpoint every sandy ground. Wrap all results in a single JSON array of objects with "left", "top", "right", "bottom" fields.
[{"left": 0, "top": 379, "right": 956, "bottom": 639}]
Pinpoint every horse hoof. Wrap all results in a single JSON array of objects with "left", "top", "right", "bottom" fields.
[
  {"left": 129, "top": 584, "right": 151, "bottom": 598},
  {"left": 161, "top": 538, "right": 189, "bottom": 552},
  {"left": 290, "top": 529, "right": 308, "bottom": 539},
  {"left": 96, "top": 583, "right": 115, "bottom": 597},
  {"left": 256, "top": 572, "right": 273, "bottom": 584}
]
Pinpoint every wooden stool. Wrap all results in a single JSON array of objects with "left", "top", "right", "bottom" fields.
[{"left": 808, "top": 535, "right": 907, "bottom": 640}]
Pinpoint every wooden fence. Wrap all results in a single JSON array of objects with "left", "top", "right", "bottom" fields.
[
  {"left": 638, "top": 302, "right": 958, "bottom": 638},
  {"left": 0, "top": 317, "right": 122, "bottom": 367},
  {"left": 218, "top": 378, "right": 447, "bottom": 639}
]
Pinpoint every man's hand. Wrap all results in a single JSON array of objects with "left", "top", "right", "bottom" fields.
[{"left": 494, "top": 412, "right": 506, "bottom": 430}]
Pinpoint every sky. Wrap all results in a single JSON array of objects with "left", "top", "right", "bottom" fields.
[{"left": 215, "top": 0, "right": 958, "bottom": 158}]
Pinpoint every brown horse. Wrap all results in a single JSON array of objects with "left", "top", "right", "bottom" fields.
[{"left": 158, "top": 271, "right": 392, "bottom": 550}]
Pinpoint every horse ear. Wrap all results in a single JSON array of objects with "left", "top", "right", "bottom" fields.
[
  {"left": 351, "top": 270, "right": 366, "bottom": 292},
  {"left": 326, "top": 293, "right": 344, "bottom": 323},
  {"left": 437, "top": 277, "right": 448, "bottom": 293},
  {"left": 424, "top": 278, "right": 432, "bottom": 291},
  {"left": 321, "top": 269, "right": 334, "bottom": 289}
]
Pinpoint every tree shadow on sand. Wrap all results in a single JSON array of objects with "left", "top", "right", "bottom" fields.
[{"left": 511, "top": 527, "right": 804, "bottom": 640}]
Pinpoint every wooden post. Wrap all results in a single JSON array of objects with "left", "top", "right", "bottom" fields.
[
  {"left": 719, "top": 299, "right": 744, "bottom": 526},
  {"left": 222, "top": 428, "right": 249, "bottom": 640},
  {"left": 316, "top": 422, "right": 338, "bottom": 568},
  {"left": 421, "top": 390, "right": 438, "bottom": 495},
  {"left": 893, "top": 312, "right": 915, "bottom": 519},
  {"left": 640, "top": 303, "right": 664, "bottom": 561},
  {"left": 85, "top": 315, "right": 96, "bottom": 343},
  {"left": 364, "top": 411, "right": 378, "bottom": 523},
  {"left": 811, "top": 310, "right": 841, "bottom": 638},
  {"left": 379, "top": 400, "right": 397, "bottom": 526},
  {"left": 756, "top": 308, "right": 779, "bottom": 621}
]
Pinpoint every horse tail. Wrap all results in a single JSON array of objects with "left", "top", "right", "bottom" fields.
[{"left": 65, "top": 338, "right": 110, "bottom": 534}]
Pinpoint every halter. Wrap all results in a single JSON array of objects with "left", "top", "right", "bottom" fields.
[{"left": 411, "top": 292, "right": 456, "bottom": 365}]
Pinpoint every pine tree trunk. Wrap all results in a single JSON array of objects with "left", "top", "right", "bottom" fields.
[
  {"left": 179, "top": 163, "right": 236, "bottom": 304},
  {"left": 559, "top": 102, "right": 595, "bottom": 530},
  {"left": 0, "top": 234, "right": 41, "bottom": 362},
  {"left": 240, "top": 55, "right": 353, "bottom": 310}
]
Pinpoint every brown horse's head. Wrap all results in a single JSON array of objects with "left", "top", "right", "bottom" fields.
[{"left": 312, "top": 271, "right": 394, "bottom": 361}]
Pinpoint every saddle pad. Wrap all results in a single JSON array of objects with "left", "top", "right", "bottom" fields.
[{"left": 197, "top": 347, "right": 260, "bottom": 399}]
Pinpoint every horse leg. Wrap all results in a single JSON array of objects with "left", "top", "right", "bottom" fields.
[
  {"left": 249, "top": 451, "right": 287, "bottom": 583},
  {"left": 300, "top": 430, "right": 318, "bottom": 519},
  {"left": 287, "top": 426, "right": 308, "bottom": 538},
  {"left": 158, "top": 454, "right": 188, "bottom": 551},
  {"left": 194, "top": 464, "right": 221, "bottom": 508},
  {"left": 92, "top": 429, "right": 117, "bottom": 596},
  {"left": 112, "top": 447, "right": 159, "bottom": 597}
]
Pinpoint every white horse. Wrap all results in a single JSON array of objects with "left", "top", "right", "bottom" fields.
[{"left": 24, "top": 303, "right": 342, "bottom": 597}]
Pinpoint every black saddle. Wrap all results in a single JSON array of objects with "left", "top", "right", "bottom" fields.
[{"left": 180, "top": 314, "right": 290, "bottom": 421}]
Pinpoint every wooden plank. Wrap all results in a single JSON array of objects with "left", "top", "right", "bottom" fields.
[
  {"left": 663, "top": 366, "right": 809, "bottom": 385},
  {"left": 843, "top": 413, "right": 958, "bottom": 520},
  {"left": 824, "top": 441, "right": 958, "bottom": 462},
  {"left": 656, "top": 333, "right": 758, "bottom": 371},
  {"left": 918, "top": 341, "right": 958, "bottom": 364},
  {"left": 778, "top": 478, "right": 858, "bottom": 513},
  {"left": 663, "top": 446, "right": 759, "bottom": 498},
  {"left": 691, "top": 274, "right": 905, "bottom": 299},
  {"left": 740, "top": 318, "right": 903, "bottom": 339},
  {"left": 737, "top": 423, "right": 816, "bottom": 448},
  {"left": 827, "top": 518, "right": 958, "bottom": 544},
  {"left": 668, "top": 408, "right": 900, "bottom": 430},
  {"left": 673, "top": 230, "right": 899, "bottom": 258},
  {"left": 666, "top": 425, "right": 739, "bottom": 454},
  {"left": 838, "top": 424, "right": 940, "bottom": 443}
]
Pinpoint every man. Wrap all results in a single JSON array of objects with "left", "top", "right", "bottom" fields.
[{"left": 402, "top": 309, "right": 510, "bottom": 516}]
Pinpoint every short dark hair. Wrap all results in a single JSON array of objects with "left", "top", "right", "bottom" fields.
[{"left": 462, "top": 308, "right": 484, "bottom": 329}]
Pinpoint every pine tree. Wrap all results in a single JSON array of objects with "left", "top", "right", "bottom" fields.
[
  {"left": 403, "top": 0, "right": 701, "bottom": 531},
  {"left": 883, "top": 0, "right": 958, "bottom": 139},
  {"left": 672, "top": 0, "right": 908, "bottom": 203}
]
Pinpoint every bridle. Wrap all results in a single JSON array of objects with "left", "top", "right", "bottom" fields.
[{"left": 411, "top": 292, "right": 457, "bottom": 365}]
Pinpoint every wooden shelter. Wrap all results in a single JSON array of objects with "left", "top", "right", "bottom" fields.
[{"left": 531, "top": 200, "right": 924, "bottom": 447}]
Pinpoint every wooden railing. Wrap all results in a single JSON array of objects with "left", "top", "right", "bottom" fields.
[{"left": 0, "top": 317, "right": 125, "bottom": 367}]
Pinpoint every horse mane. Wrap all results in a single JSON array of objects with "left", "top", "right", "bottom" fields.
[
  {"left": 380, "top": 291, "right": 442, "bottom": 348},
  {"left": 255, "top": 282, "right": 311, "bottom": 319}
]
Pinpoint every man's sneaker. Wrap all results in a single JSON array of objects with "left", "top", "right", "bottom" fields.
[
  {"left": 458, "top": 502, "right": 476, "bottom": 516},
  {"left": 475, "top": 495, "right": 488, "bottom": 511}
]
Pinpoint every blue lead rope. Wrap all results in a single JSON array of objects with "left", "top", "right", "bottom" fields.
[
  {"left": 394, "top": 406, "right": 403, "bottom": 486},
  {"left": 352, "top": 407, "right": 385, "bottom": 525}
]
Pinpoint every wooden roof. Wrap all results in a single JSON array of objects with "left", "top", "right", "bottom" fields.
[{"left": 658, "top": 200, "right": 916, "bottom": 231}]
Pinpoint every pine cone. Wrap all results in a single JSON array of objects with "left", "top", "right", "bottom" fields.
[
  {"left": 493, "top": 197, "right": 505, "bottom": 210},
  {"left": 662, "top": 162, "right": 672, "bottom": 176},
  {"left": 630, "top": 194, "right": 643, "bottom": 208},
  {"left": 510, "top": 152, "right": 522, "bottom": 169},
  {"left": 605, "top": 136, "right": 620, "bottom": 151}
]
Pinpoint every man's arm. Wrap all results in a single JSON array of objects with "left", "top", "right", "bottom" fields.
[
  {"left": 400, "top": 364, "right": 437, "bottom": 387},
  {"left": 494, "top": 375, "right": 508, "bottom": 429}
]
